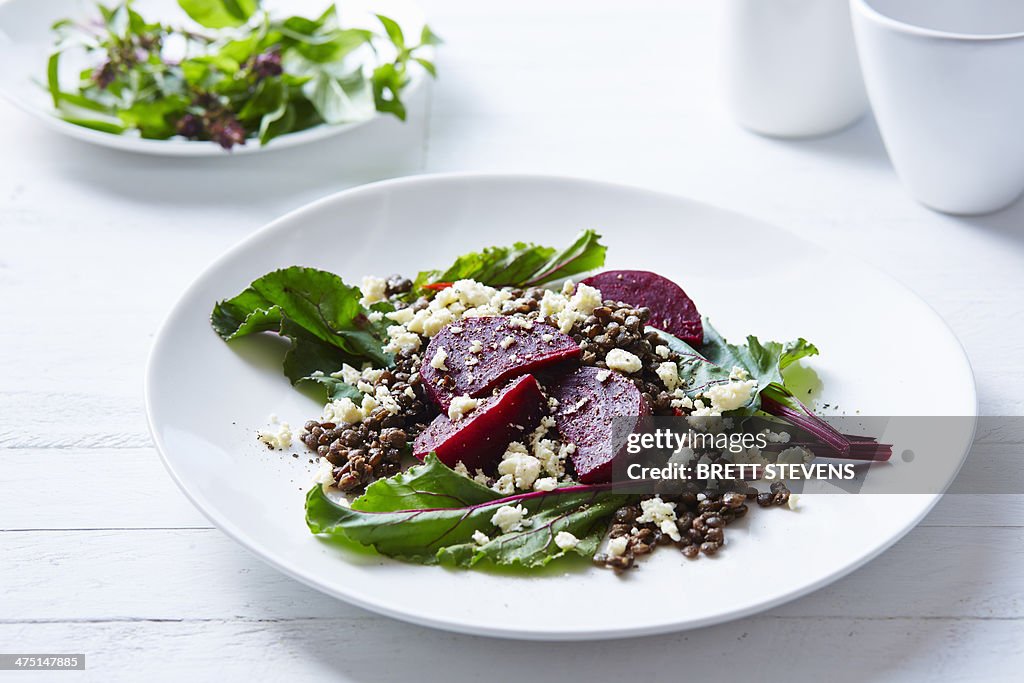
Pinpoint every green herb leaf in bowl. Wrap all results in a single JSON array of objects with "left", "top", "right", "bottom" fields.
[{"left": 46, "top": 0, "right": 440, "bottom": 149}]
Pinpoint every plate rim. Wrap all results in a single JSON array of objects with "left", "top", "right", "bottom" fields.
[{"left": 144, "top": 171, "right": 979, "bottom": 640}]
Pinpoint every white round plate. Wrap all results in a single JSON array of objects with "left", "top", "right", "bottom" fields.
[
  {"left": 0, "top": 0, "right": 428, "bottom": 157},
  {"left": 146, "top": 174, "right": 977, "bottom": 640}
]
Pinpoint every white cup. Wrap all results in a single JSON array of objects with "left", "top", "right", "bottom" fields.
[
  {"left": 721, "top": 0, "right": 868, "bottom": 138},
  {"left": 851, "top": 0, "right": 1024, "bottom": 215}
]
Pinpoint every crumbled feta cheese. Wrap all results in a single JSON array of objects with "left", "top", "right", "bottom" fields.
[
  {"left": 596, "top": 369, "right": 611, "bottom": 383},
  {"left": 492, "top": 474, "right": 516, "bottom": 495},
  {"left": 258, "top": 421, "right": 292, "bottom": 449},
  {"left": 386, "top": 307, "right": 415, "bottom": 325},
  {"left": 381, "top": 279, "right": 524, "bottom": 355},
  {"left": 704, "top": 378, "right": 758, "bottom": 413},
  {"left": 563, "top": 397, "right": 589, "bottom": 415},
  {"left": 322, "top": 397, "right": 363, "bottom": 424},
  {"left": 374, "top": 385, "right": 401, "bottom": 415},
  {"left": 607, "top": 536, "right": 628, "bottom": 557},
  {"left": 508, "top": 316, "right": 533, "bottom": 329},
  {"left": 656, "top": 361, "right": 681, "bottom": 390},
  {"left": 571, "top": 283, "right": 603, "bottom": 314},
  {"left": 787, "top": 494, "right": 801, "bottom": 510},
  {"left": 655, "top": 345, "right": 671, "bottom": 359},
  {"left": 499, "top": 335, "right": 516, "bottom": 349},
  {"left": 469, "top": 339, "right": 483, "bottom": 354},
  {"left": 472, "top": 530, "right": 490, "bottom": 545},
  {"left": 333, "top": 364, "right": 362, "bottom": 385},
  {"left": 670, "top": 389, "right": 694, "bottom": 410},
  {"left": 449, "top": 325, "right": 464, "bottom": 335},
  {"left": 690, "top": 398, "right": 716, "bottom": 417},
  {"left": 498, "top": 443, "right": 542, "bottom": 490},
  {"left": 383, "top": 328, "right": 422, "bottom": 354},
  {"left": 359, "top": 276, "right": 388, "bottom": 306},
  {"left": 636, "top": 496, "right": 681, "bottom": 542},
  {"left": 730, "top": 366, "right": 750, "bottom": 381},
  {"left": 430, "top": 347, "right": 449, "bottom": 371},
  {"left": 605, "top": 348, "right": 643, "bottom": 374},
  {"left": 360, "top": 394, "right": 378, "bottom": 416},
  {"left": 453, "top": 461, "right": 470, "bottom": 476},
  {"left": 404, "top": 386, "right": 417, "bottom": 399},
  {"left": 448, "top": 395, "right": 478, "bottom": 422},
  {"left": 533, "top": 477, "right": 558, "bottom": 492},
  {"left": 312, "top": 456, "right": 335, "bottom": 487},
  {"left": 776, "top": 446, "right": 814, "bottom": 465},
  {"left": 554, "top": 531, "right": 579, "bottom": 550},
  {"left": 538, "top": 281, "right": 605, "bottom": 333},
  {"left": 367, "top": 311, "right": 383, "bottom": 322},
  {"left": 541, "top": 333, "right": 554, "bottom": 342},
  {"left": 762, "top": 429, "right": 792, "bottom": 444},
  {"left": 491, "top": 504, "right": 528, "bottom": 533}
]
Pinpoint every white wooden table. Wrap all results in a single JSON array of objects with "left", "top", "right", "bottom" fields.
[{"left": 2, "top": 1, "right": 1022, "bottom": 680}]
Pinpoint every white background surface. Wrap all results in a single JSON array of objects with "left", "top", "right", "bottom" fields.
[{"left": 0, "top": 0, "right": 1021, "bottom": 680}]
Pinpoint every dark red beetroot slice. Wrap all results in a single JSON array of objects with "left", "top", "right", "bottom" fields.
[
  {"left": 420, "top": 316, "right": 580, "bottom": 411},
  {"left": 413, "top": 374, "right": 546, "bottom": 471},
  {"left": 582, "top": 270, "right": 703, "bottom": 346},
  {"left": 549, "top": 366, "right": 650, "bottom": 484}
]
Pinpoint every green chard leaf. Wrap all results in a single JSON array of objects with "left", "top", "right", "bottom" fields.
[
  {"left": 412, "top": 229, "right": 608, "bottom": 294},
  {"left": 653, "top": 320, "right": 818, "bottom": 409},
  {"left": 178, "top": 0, "right": 259, "bottom": 29},
  {"left": 306, "top": 455, "right": 630, "bottom": 568},
  {"left": 211, "top": 267, "right": 393, "bottom": 385}
]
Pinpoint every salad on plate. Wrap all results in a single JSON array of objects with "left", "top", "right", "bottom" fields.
[
  {"left": 212, "top": 230, "right": 891, "bottom": 572},
  {"left": 46, "top": 0, "right": 439, "bottom": 149}
]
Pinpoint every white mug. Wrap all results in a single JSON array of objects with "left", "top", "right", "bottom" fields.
[
  {"left": 851, "top": 0, "right": 1024, "bottom": 215},
  {"left": 721, "top": 0, "right": 868, "bottom": 138}
]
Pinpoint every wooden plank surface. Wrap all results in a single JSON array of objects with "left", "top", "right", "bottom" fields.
[{"left": 1, "top": 0, "right": 1021, "bottom": 680}]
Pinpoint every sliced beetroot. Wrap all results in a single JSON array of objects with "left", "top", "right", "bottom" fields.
[
  {"left": 549, "top": 366, "right": 650, "bottom": 484},
  {"left": 582, "top": 270, "right": 703, "bottom": 346},
  {"left": 420, "top": 316, "right": 580, "bottom": 410},
  {"left": 413, "top": 374, "right": 547, "bottom": 471}
]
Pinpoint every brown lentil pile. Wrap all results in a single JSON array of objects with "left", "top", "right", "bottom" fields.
[
  {"left": 301, "top": 353, "right": 437, "bottom": 491},
  {"left": 595, "top": 482, "right": 792, "bottom": 572},
  {"left": 560, "top": 301, "right": 682, "bottom": 416}
]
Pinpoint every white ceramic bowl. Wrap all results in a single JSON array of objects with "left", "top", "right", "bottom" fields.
[
  {"left": 721, "top": 0, "right": 868, "bottom": 138},
  {"left": 851, "top": 0, "right": 1024, "bottom": 214}
]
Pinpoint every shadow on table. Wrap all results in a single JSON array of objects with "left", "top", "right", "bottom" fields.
[
  {"left": 756, "top": 112, "right": 892, "bottom": 170},
  {"left": 948, "top": 194, "right": 1024, "bottom": 249},
  {"left": 40, "top": 85, "right": 431, "bottom": 214}
]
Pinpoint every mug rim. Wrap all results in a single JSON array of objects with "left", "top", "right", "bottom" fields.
[{"left": 853, "top": 0, "right": 1024, "bottom": 41}]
